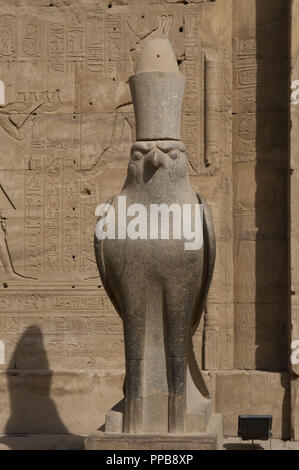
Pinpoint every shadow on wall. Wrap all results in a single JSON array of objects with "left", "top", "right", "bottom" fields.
[
  {"left": 255, "top": 0, "right": 290, "bottom": 438},
  {"left": 0, "top": 325, "right": 83, "bottom": 450}
]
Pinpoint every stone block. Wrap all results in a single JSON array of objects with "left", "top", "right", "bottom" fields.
[
  {"left": 234, "top": 303, "right": 288, "bottom": 370},
  {"left": 234, "top": 240, "right": 288, "bottom": 304},
  {"left": 0, "top": 369, "right": 124, "bottom": 434},
  {"left": 85, "top": 414, "right": 223, "bottom": 450},
  {"left": 215, "top": 371, "right": 289, "bottom": 439}
]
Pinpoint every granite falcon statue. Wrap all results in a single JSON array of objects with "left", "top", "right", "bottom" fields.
[{"left": 94, "top": 39, "right": 216, "bottom": 434}]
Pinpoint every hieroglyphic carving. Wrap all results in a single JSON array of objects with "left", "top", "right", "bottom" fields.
[
  {"left": 182, "top": 5, "right": 229, "bottom": 175},
  {"left": 80, "top": 188, "right": 99, "bottom": 274},
  {"left": 0, "top": 293, "right": 113, "bottom": 313},
  {"left": 25, "top": 169, "right": 43, "bottom": 271},
  {"left": 22, "top": 15, "right": 41, "bottom": 57},
  {"left": 68, "top": 10, "right": 86, "bottom": 72},
  {"left": 203, "top": 52, "right": 223, "bottom": 174},
  {"left": 63, "top": 173, "right": 80, "bottom": 269},
  {"left": 24, "top": 156, "right": 71, "bottom": 274},
  {"left": 0, "top": 92, "right": 62, "bottom": 143},
  {"left": 0, "top": 195, "right": 20, "bottom": 281},
  {"left": 182, "top": 4, "right": 203, "bottom": 173},
  {"left": 17, "top": 90, "right": 62, "bottom": 105},
  {"left": 0, "top": 5, "right": 232, "bottom": 307},
  {"left": 0, "top": 0, "right": 234, "bottom": 434},
  {"left": 44, "top": 163, "right": 62, "bottom": 271},
  {"left": 0, "top": 6, "right": 228, "bottom": 175},
  {"left": 203, "top": 305, "right": 219, "bottom": 370},
  {"left": 32, "top": 137, "right": 79, "bottom": 151},
  {"left": 106, "top": 14, "right": 124, "bottom": 75},
  {"left": 49, "top": 22, "right": 67, "bottom": 72},
  {"left": 234, "top": 32, "right": 287, "bottom": 162},
  {"left": 232, "top": 0, "right": 288, "bottom": 375},
  {"left": 23, "top": 145, "right": 99, "bottom": 278},
  {"left": 0, "top": 315, "right": 123, "bottom": 336},
  {"left": 0, "top": 15, "right": 17, "bottom": 57},
  {"left": 86, "top": 13, "right": 105, "bottom": 73},
  {"left": 233, "top": 35, "right": 286, "bottom": 116}
]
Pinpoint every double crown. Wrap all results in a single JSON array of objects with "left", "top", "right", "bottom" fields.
[{"left": 129, "top": 38, "right": 186, "bottom": 142}]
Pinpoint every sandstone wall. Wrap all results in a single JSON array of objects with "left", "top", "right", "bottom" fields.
[
  {"left": 290, "top": 0, "right": 299, "bottom": 442},
  {"left": 232, "top": 0, "right": 290, "bottom": 439},
  {"left": 0, "top": 0, "right": 292, "bottom": 438}
]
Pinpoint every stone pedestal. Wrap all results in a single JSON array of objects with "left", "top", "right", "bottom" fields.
[{"left": 84, "top": 414, "right": 223, "bottom": 450}]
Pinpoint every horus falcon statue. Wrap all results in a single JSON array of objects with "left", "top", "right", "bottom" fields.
[{"left": 94, "top": 39, "right": 216, "bottom": 434}]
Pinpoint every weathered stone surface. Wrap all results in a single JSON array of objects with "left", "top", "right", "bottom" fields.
[
  {"left": 215, "top": 371, "right": 289, "bottom": 439},
  {"left": 291, "top": 377, "right": 299, "bottom": 440},
  {"left": 234, "top": 304, "right": 288, "bottom": 371},
  {"left": 0, "top": 0, "right": 293, "bottom": 442},
  {"left": 94, "top": 36, "right": 217, "bottom": 436},
  {"left": 0, "top": 434, "right": 85, "bottom": 450},
  {"left": 0, "top": 369, "right": 124, "bottom": 434},
  {"left": 223, "top": 437, "right": 299, "bottom": 451},
  {"left": 232, "top": 0, "right": 289, "bottom": 405},
  {"left": 85, "top": 414, "right": 223, "bottom": 450},
  {"left": 234, "top": 240, "right": 287, "bottom": 304},
  {"left": 290, "top": 0, "right": 299, "bottom": 440}
]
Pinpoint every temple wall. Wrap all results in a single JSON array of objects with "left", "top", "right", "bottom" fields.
[{"left": 0, "top": 0, "right": 293, "bottom": 438}]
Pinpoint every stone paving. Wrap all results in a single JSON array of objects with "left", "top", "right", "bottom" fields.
[{"left": 1, "top": 435, "right": 299, "bottom": 450}]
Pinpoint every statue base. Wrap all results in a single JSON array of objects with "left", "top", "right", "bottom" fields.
[{"left": 84, "top": 414, "right": 223, "bottom": 450}]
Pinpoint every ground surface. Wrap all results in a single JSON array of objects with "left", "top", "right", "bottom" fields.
[{"left": 0, "top": 435, "right": 299, "bottom": 450}]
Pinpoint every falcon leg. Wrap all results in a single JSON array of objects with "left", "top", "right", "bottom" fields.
[
  {"left": 164, "top": 293, "right": 192, "bottom": 434},
  {"left": 123, "top": 297, "right": 146, "bottom": 433}
]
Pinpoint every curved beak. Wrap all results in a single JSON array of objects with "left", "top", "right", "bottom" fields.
[{"left": 146, "top": 149, "right": 166, "bottom": 168}]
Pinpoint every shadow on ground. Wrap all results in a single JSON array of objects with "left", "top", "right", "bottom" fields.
[{"left": 223, "top": 442, "right": 265, "bottom": 450}]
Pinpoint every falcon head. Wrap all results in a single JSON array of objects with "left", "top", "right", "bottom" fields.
[{"left": 126, "top": 140, "right": 188, "bottom": 185}]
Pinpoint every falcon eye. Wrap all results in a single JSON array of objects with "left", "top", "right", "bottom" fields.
[
  {"left": 132, "top": 151, "right": 143, "bottom": 161},
  {"left": 169, "top": 150, "right": 180, "bottom": 160}
]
